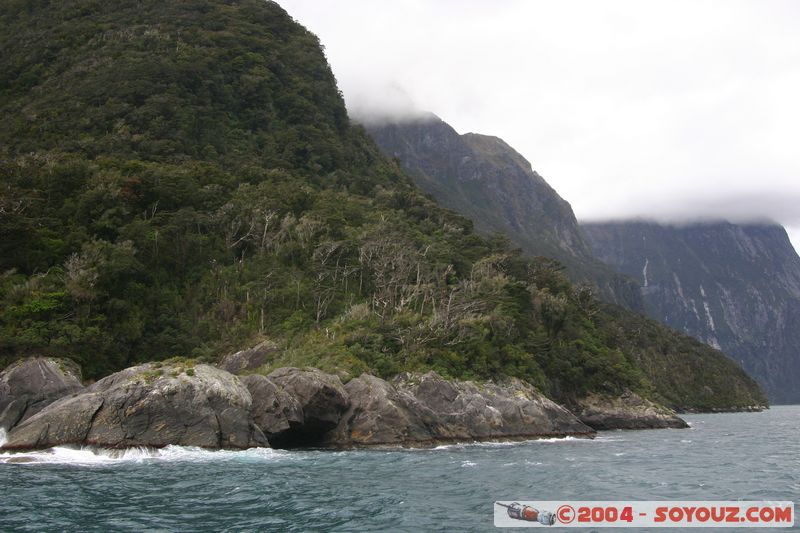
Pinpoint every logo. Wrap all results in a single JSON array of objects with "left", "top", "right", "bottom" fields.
[{"left": 494, "top": 501, "right": 795, "bottom": 528}]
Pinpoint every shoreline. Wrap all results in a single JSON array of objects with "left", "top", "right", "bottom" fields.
[
  {"left": 4, "top": 408, "right": 789, "bottom": 464},
  {"left": 0, "top": 358, "right": 769, "bottom": 455}
]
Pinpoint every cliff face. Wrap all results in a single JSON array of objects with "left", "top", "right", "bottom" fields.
[
  {"left": 367, "top": 115, "right": 644, "bottom": 310},
  {"left": 368, "top": 116, "right": 589, "bottom": 263},
  {"left": 583, "top": 221, "right": 800, "bottom": 404}
]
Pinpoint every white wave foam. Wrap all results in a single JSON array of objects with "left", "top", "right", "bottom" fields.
[
  {"left": 594, "top": 435, "right": 624, "bottom": 442},
  {"left": 0, "top": 427, "right": 7, "bottom": 448},
  {"left": 0, "top": 446, "right": 139, "bottom": 466},
  {"left": 0, "top": 444, "right": 287, "bottom": 466},
  {"left": 0, "top": 434, "right": 600, "bottom": 465},
  {"left": 429, "top": 435, "right": 596, "bottom": 451},
  {"left": 534, "top": 436, "right": 595, "bottom": 444},
  {"left": 431, "top": 441, "right": 517, "bottom": 451}
]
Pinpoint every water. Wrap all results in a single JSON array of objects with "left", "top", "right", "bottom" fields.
[{"left": 1, "top": 407, "right": 798, "bottom": 532}]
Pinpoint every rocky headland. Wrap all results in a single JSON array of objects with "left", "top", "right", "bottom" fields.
[
  {"left": 571, "top": 392, "right": 688, "bottom": 430},
  {"left": 0, "top": 351, "right": 710, "bottom": 453}
]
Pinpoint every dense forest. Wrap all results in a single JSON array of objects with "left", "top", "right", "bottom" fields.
[{"left": 0, "top": 0, "right": 765, "bottom": 410}]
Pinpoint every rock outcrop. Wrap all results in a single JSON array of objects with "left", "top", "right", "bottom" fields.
[
  {"left": 246, "top": 367, "right": 350, "bottom": 447},
  {"left": 240, "top": 374, "right": 303, "bottom": 443},
  {"left": 325, "top": 373, "right": 432, "bottom": 445},
  {"left": 1, "top": 363, "right": 267, "bottom": 451},
  {"left": 1, "top": 360, "right": 697, "bottom": 453},
  {"left": 574, "top": 392, "right": 689, "bottom": 430},
  {"left": 0, "top": 357, "right": 84, "bottom": 431},
  {"left": 327, "top": 372, "right": 595, "bottom": 447},
  {"left": 217, "top": 340, "right": 278, "bottom": 375}
]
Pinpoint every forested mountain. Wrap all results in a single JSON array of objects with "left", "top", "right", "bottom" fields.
[
  {"left": 584, "top": 221, "right": 800, "bottom": 404},
  {"left": 0, "top": 0, "right": 764, "bottom": 410},
  {"left": 367, "top": 115, "right": 644, "bottom": 311}
]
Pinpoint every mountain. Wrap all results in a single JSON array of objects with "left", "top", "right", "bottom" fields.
[
  {"left": 0, "top": 0, "right": 765, "bottom": 411},
  {"left": 583, "top": 221, "right": 800, "bottom": 404},
  {"left": 368, "top": 115, "right": 590, "bottom": 263},
  {"left": 366, "top": 115, "right": 644, "bottom": 310}
]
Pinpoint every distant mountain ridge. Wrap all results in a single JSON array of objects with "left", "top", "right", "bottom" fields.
[
  {"left": 366, "top": 114, "right": 644, "bottom": 310},
  {"left": 582, "top": 221, "right": 800, "bottom": 404}
]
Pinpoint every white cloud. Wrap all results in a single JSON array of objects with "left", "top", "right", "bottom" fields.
[{"left": 281, "top": 0, "right": 800, "bottom": 253}]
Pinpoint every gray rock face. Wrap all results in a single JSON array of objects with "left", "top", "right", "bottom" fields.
[
  {"left": 266, "top": 368, "right": 350, "bottom": 431},
  {"left": 366, "top": 115, "right": 644, "bottom": 311},
  {"left": 0, "top": 357, "right": 84, "bottom": 431},
  {"left": 368, "top": 116, "right": 590, "bottom": 262},
  {"left": 329, "top": 372, "right": 595, "bottom": 446},
  {"left": 1, "top": 363, "right": 267, "bottom": 451},
  {"left": 583, "top": 221, "right": 800, "bottom": 404},
  {"left": 217, "top": 340, "right": 278, "bottom": 375},
  {"left": 0, "top": 358, "right": 694, "bottom": 452},
  {"left": 574, "top": 392, "right": 689, "bottom": 430},
  {"left": 246, "top": 367, "right": 350, "bottom": 447},
  {"left": 3, "top": 394, "right": 105, "bottom": 450},
  {"left": 240, "top": 374, "right": 303, "bottom": 440},
  {"left": 326, "top": 374, "right": 432, "bottom": 445}
]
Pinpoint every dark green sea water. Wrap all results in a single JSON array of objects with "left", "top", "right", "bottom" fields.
[{"left": 1, "top": 406, "right": 798, "bottom": 532}]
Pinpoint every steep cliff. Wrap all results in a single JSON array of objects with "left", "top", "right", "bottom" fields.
[
  {"left": 367, "top": 115, "right": 644, "bottom": 310},
  {"left": 368, "top": 115, "right": 590, "bottom": 262},
  {"left": 583, "top": 221, "right": 800, "bottom": 404}
]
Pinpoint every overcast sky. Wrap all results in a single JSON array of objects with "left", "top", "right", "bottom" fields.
[{"left": 281, "top": 0, "right": 800, "bottom": 252}]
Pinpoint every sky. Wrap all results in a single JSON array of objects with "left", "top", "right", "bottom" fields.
[{"left": 280, "top": 0, "right": 800, "bottom": 252}]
